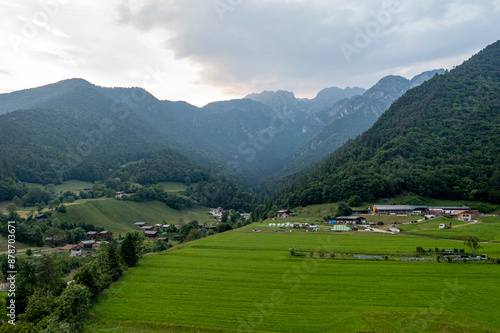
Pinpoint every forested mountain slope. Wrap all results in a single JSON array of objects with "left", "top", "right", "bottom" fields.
[{"left": 269, "top": 41, "right": 500, "bottom": 207}]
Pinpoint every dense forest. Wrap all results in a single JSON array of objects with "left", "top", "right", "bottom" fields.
[{"left": 268, "top": 41, "right": 500, "bottom": 208}]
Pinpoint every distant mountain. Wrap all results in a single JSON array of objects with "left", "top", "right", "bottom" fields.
[
  {"left": 268, "top": 41, "right": 500, "bottom": 207},
  {"left": 269, "top": 70, "right": 445, "bottom": 178},
  {"left": 0, "top": 85, "right": 236, "bottom": 186},
  {"left": 0, "top": 78, "right": 94, "bottom": 115},
  {"left": 0, "top": 69, "right": 446, "bottom": 187}
]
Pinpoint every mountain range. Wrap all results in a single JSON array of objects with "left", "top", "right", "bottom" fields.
[{"left": 0, "top": 67, "right": 443, "bottom": 190}]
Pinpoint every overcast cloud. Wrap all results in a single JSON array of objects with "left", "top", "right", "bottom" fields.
[{"left": 1, "top": 0, "right": 499, "bottom": 106}]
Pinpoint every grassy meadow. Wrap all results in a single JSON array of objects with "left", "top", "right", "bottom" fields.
[
  {"left": 158, "top": 182, "right": 188, "bottom": 192},
  {"left": 26, "top": 180, "right": 93, "bottom": 194},
  {"left": 86, "top": 221, "right": 500, "bottom": 333},
  {"left": 405, "top": 216, "right": 500, "bottom": 242},
  {"left": 52, "top": 199, "right": 214, "bottom": 234}
]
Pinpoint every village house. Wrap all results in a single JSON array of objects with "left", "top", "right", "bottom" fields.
[
  {"left": 99, "top": 230, "right": 113, "bottom": 239},
  {"left": 134, "top": 222, "right": 148, "bottom": 227},
  {"left": 145, "top": 230, "right": 158, "bottom": 239},
  {"left": 60, "top": 244, "right": 82, "bottom": 257},
  {"left": 83, "top": 187, "right": 93, "bottom": 192},
  {"left": 78, "top": 240, "right": 96, "bottom": 248},
  {"left": 141, "top": 225, "right": 154, "bottom": 230},
  {"left": 450, "top": 210, "right": 472, "bottom": 222},
  {"left": 334, "top": 216, "right": 367, "bottom": 225},
  {"left": 276, "top": 210, "right": 293, "bottom": 218},
  {"left": 86, "top": 231, "right": 99, "bottom": 240},
  {"left": 45, "top": 235, "right": 65, "bottom": 246},
  {"left": 115, "top": 191, "right": 125, "bottom": 198}
]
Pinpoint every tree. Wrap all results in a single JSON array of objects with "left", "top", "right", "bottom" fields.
[
  {"left": 103, "top": 239, "right": 122, "bottom": 280},
  {"left": 188, "top": 220, "right": 199, "bottom": 229},
  {"left": 6, "top": 203, "right": 17, "bottom": 214},
  {"left": 179, "top": 225, "right": 194, "bottom": 242},
  {"left": 120, "top": 233, "right": 139, "bottom": 268},
  {"left": 37, "top": 254, "right": 64, "bottom": 296},
  {"left": 185, "top": 176, "right": 192, "bottom": 186},
  {"left": 347, "top": 195, "right": 362, "bottom": 207},
  {"left": 57, "top": 204, "right": 66, "bottom": 213},
  {"left": 185, "top": 229, "right": 202, "bottom": 242},
  {"left": 74, "top": 262, "right": 100, "bottom": 296},
  {"left": 21, "top": 290, "right": 56, "bottom": 325},
  {"left": 25, "top": 249, "right": 33, "bottom": 256},
  {"left": 336, "top": 202, "right": 352, "bottom": 217},
  {"left": 50, "top": 283, "right": 91, "bottom": 331},
  {"left": 217, "top": 223, "right": 233, "bottom": 233},
  {"left": 464, "top": 236, "right": 483, "bottom": 255}
]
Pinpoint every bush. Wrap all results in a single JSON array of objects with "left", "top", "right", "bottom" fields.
[
  {"left": 377, "top": 221, "right": 384, "bottom": 225},
  {"left": 415, "top": 246, "right": 425, "bottom": 255}
]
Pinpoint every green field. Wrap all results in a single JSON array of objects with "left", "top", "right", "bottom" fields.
[
  {"left": 87, "top": 222, "right": 500, "bottom": 333},
  {"left": 398, "top": 218, "right": 469, "bottom": 232},
  {"left": 26, "top": 180, "right": 93, "bottom": 194},
  {"left": 52, "top": 199, "right": 213, "bottom": 234},
  {"left": 158, "top": 182, "right": 188, "bottom": 193},
  {"left": 406, "top": 216, "right": 500, "bottom": 242}
]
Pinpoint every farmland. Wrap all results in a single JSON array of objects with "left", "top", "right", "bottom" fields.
[
  {"left": 86, "top": 221, "right": 500, "bottom": 333},
  {"left": 405, "top": 216, "right": 500, "bottom": 242},
  {"left": 52, "top": 199, "right": 213, "bottom": 234}
]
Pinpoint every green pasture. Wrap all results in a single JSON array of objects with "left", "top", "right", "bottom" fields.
[
  {"left": 26, "top": 180, "right": 93, "bottom": 194},
  {"left": 406, "top": 216, "right": 500, "bottom": 242},
  {"left": 52, "top": 199, "right": 213, "bottom": 234},
  {"left": 86, "top": 224, "right": 500, "bottom": 332},
  {"left": 398, "top": 217, "right": 469, "bottom": 232},
  {"left": 157, "top": 182, "right": 188, "bottom": 193}
]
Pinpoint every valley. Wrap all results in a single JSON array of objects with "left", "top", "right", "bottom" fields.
[{"left": 0, "top": 35, "right": 499, "bottom": 333}]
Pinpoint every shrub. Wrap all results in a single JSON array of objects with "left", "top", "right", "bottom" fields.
[
  {"left": 415, "top": 246, "right": 425, "bottom": 255},
  {"left": 377, "top": 221, "right": 384, "bottom": 225}
]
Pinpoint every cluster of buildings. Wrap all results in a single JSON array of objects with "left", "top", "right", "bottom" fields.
[
  {"left": 209, "top": 207, "right": 251, "bottom": 221},
  {"left": 371, "top": 205, "right": 476, "bottom": 221}
]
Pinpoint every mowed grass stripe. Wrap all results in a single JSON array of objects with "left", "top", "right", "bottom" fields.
[{"left": 88, "top": 228, "right": 500, "bottom": 332}]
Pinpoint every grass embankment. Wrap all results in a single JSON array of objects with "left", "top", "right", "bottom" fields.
[{"left": 86, "top": 223, "right": 500, "bottom": 333}]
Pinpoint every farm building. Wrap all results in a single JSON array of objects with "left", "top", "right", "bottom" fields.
[
  {"left": 86, "top": 231, "right": 99, "bottom": 239},
  {"left": 450, "top": 210, "right": 472, "bottom": 221},
  {"left": 60, "top": 244, "right": 82, "bottom": 257},
  {"left": 141, "top": 225, "right": 154, "bottom": 230},
  {"left": 134, "top": 222, "right": 148, "bottom": 227},
  {"left": 145, "top": 231, "right": 158, "bottom": 238},
  {"left": 277, "top": 210, "right": 293, "bottom": 218},
  {"left": 428, "top": 207, "right": 471, "bottom": 215},
  {"left": 334, "top": 216, "right": 367, "bottom": 225},
  {"left": 99, "top": 230, "right": 113, "bottom": 239},
  {"left": 372, "top": 205, "right": 428, "bottom": 215},
  {"left": 78, "top": 240, "right": 96, "bottom": 248}
]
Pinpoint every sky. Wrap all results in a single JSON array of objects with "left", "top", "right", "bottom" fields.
[{"left": 1, "top": 0, "right": 499, "bottom": 107}]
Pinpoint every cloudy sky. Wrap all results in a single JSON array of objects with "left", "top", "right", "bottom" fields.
[{"left": 1, "top": 0, "right": 499, "bottom": 106}]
